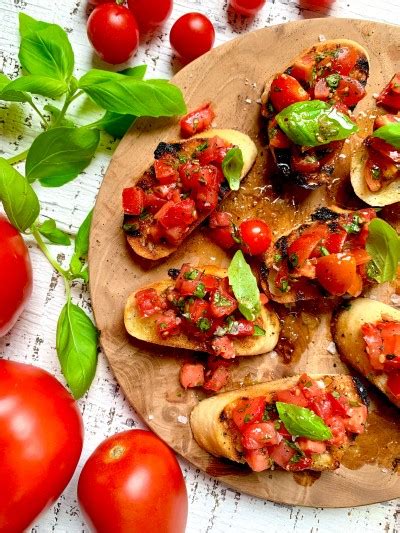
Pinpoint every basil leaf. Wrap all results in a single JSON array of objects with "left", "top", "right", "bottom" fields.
[
  {"left": 79, "top": 70, "right": 186, "bottom": 117},
  {"left": 97, "top": 112, "right": 137, "bottom": 139},
  {"left": 38, "top": 218, "right": 71, "bottom": 245},
  {"left": 56, "top": 300, "right": 98, "bottom": 399},
  {"left": 0, "top": 72, "right": 32, "bottom": 103},
  {"left": 253, "top": 324, "right": 266, "bottom": 336},
  {"left": 228, "top": 250, "right": 261, "bottom": 321},
  {"left": 222, "top": 147, "right": 244, "bottom": 191},
  {"left": 0, "top": 158, "right": 39, "bottom": 232},
  {"left": 276, "top": 100, "right": 358, "bottom": 147},
  {"left": 366, "top": 218, "right": 400, "bottom": 283},
  {"left": 372, "top": 122, "right": 400, "bottom": 149},
  {"left": 70, "top": 209, "right": 93, "bottom": 278},
  {"left": 44, "top": 104, "right": 75, "bottom": 127},
  {"left": 26, "top": 126, "right": 100, "bottom": 186},
  {"left": 4, "top": 75, "right": 68, "bottom": 98},
  {"left": 119, "top": 65, "right": 148, "bottom": 79},
  {"left": 19, "top": 14, "right": 74, "bottom": 81},
  {"left": 276, "top": 402, "right": 332, "bottom": 441}
]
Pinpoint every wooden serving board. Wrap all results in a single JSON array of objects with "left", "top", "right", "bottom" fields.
[{"left": 89, "top": 18, "right": 400, "bottom": 507}]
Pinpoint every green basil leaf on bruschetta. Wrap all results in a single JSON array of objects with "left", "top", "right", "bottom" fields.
[
  {"left": 228, "top": 250, "right": 261, "bottom": 321},
  {"left": 222, "top": 146, "right": 244, "bottom": 191},
  {"left": 276, "top": 100, "right": 358, "bottom": 147},
  {"left": 276, "top": 402, "right": 332, "bottom": 441},
  {"left": 372, "top": 122, "right": 400, "bottom": 149},
  {"left": 366, "top": 218, "right": 400, "bottom": 283}
]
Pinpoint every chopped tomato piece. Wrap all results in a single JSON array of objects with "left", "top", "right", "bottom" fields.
[
  {"left": 179, "top": 363, "right": 205, "bottom": 388},
  {"left": 195, "top": 166, "right": 219, "bottom": 212},
  {"left": 368, "top": 137, "right": 400, "bottom": 164},
  {"left": 122, "top": 186, "right": 144, "bottom": 215},
  {"left": 211, "top": 336, "right": 235, "bottom": 359},
  {"left": 198, "top": 136, "right": 229, "bottom": 166},
  {"left": 153, "top": 157, "right": 179, "bottom": 184},
  {"left": 362, "top": 322, "right": 385, "bottom": 370},
  {"left": 227, "top": 320, "right": 255, "bottom": 337},
  {"left": 376, "top": 73, "right": 400, "bottom": 111},
  {"left": 268, "top": 118, "right": 291, "bottom": 149},
  {"left": 135, "top": 288, "right": 165, "bottom": 317},
  {"left": 327, "top": 415, "right": 348, "bottom": 446},
  {"left": 290, "top": 150, "right": 321, "bottom": 174},
  {"left": 387, "top": 371, "right": 400, "bottom": 399},
  {"left": 343, "top": 405, "right": 367, "bottom": 434},
  {"left": 350, "top": 248, "right": 371, "bottom": 266},
  {"left": 363, "top": 320, "right": 400, "bottom": 371},
  {"left": 374, "top": 113, "right": 400, "bottom": 130},
  {"left": 244, "top": 448, "right": 270, "bottom": 472},
  {"left": 155, "top": 198, "right": 197, "bottom": 229},
  {"left": 162, "top": 226, "right": 188, "bottom": 246},
  {"left": 286, "top": 456, "right": 313, "bottom": 471},
  {"left": 334, "top": 77, "right": 366, "bottom": 107},
  {"left": 210, "top": 281, "right": 237, "bottom": 318},
  {"left": 290, "top": 54, "right": 315, "bottom": 84},
  {"left": 231, "top": 397, "right": 267, "bottom": 430},
  {"left": 241, "top": 422, "right": 280, "bottom": 450},
  {"left": 200, "top": 273, "right": 220, "bottom": 292},
  {"left": 179, "top": 279, "right": 204, "bottom": 297},
  {"left": 347, "top": 272, "right": 363, "bottom": 297},
  {"left": 315, "top": 253, "right": 357, "bottom": 296},
  {"left": 186, "top": 299, "right": 209, "bottom": 323},
  {"left": 179, "top": 161, "right": 201, "bottom": 190},
  {"left": 175, "top": 264, "right": 201, "bottom": 289},
  {"left": 155, "top": 310, "right": 181, "bottom": 338},
  {"left": 142, "top": 191, "right": 167, "bottom": 213},
  {"left": 269, "top": 73, "right": 310, "bottom": 112},
  {"left": 381, "top": 322, "right": 400, "bottom": 354},
  {"left": 287, "top": 224, "right": 328, "bottom": 268},
  {"left": 209, "top": 226, "right": 236, "bottom": 250},
  {"left": 325, "top": 228, "right": 347, "bottom": 253},
  {"left": 316, "top": 46, "right": 358, "bottom": 76},
  {"left": 180, "top": 103, "right": 215, "bottom": 138},
  {"left": 275, "top": 387, "right": 308, "bottom": 407},
  {"left": 298, "top": 374, "right": 325, "bottom": 399},
  {"left": 209, "top": 211, "right": 232, "bottom": 228},
  {"left": 327, "top": 393, "right": 350, "bottom": 417},
  {"left": 203, "top": 365, "right": 230, "bottom": 392},
  {"left": 297, "top": 438, "right": 327, "bottom": 455},
  {"left": 269, "top": 440, "right": 296, "bottom": 469},
  {"left": 308, "top": 398, "right": 333, "bottom": 422},
  {"left": 313, "top": 78, "right": 331, "bottom": 100}
]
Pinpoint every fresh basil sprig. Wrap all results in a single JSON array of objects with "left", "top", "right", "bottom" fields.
[
  {"left": 276, "top": 100, "right": 358, "bottom": 147},
  {"left": 222, "top": 147, "right": 244, "bottom": 191},
  {"left": 276, "top": 402, "right": 332, "bottom": 441},
  {"left": 366, "top": 218, "right": 400, "bottom": 283},
  {"left": 0, "top": 72, "right": 32, "bottom": 103},
  {"left": 228, "top": 250, "right": 261, "bottom": 321},
  {"left": 372, "top": 122, "right": 400, "bottom": 149},
  {"left": 69, "top": 210, "right": 93, "bottom": 282},
  {"left": 38, "top": 219, "right": 71, "bottom": 245}
]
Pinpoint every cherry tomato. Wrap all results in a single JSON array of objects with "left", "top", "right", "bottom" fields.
[
  {"left": 315, "top": 253, "right": 357, "bottom": 295},
  {"left": 269, "top": 73, "right": 310, "bottom": 112},
  {"left": 87, "top": 4, "right": 139, "bottom": 64},
  {"left": 377, "top": 73, "right": 400, "bottom": 111},
  {"left": 239, "top": 219, "right": 272, "bottom": 256},
  {"left": 0, "top": 360, "right": 83, "bottom": 533},
  {"left": 180, "top": 103, "right": 215, "bottom": 138},
  {"left": 78, "top": 429, "right": 187, "bottom": 533},
  {"left": 170, "top": 13, "right": 215, "bottom": 62},
  {"left": 209, "top": 226, "right": 236, "bottom": 249},
  {"left": 229, "top": 0, "right": 266, "bottom": 16},
  {"left": 127, "top": 0, "right": 172, "bottom": 30},
  {"left": 0, "top": 215, "right": 32, "bottom": 337}
]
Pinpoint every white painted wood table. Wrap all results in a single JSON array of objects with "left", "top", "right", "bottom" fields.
[{"left": 1, "top": 0, "right": 400, "bottom": 531}]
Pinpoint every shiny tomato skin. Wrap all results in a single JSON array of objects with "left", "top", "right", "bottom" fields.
[
  {"left": 269, "top": 73, "right": 310, "bottom": 112},
  {"left": 0, "top": 216, "right": 32, "bottom": 337},
  {"left": 78, "top": 430, "right": 188, "bottom": 533},
  {"left": 229, "top": 0, "right": 266, "bottom": 16},
  {"left": 87, "top": 4, "right": 139, "bottom": 65},
  {"left": 170, "top": 13, "right": 215, "bottom": 62},
  {"left": 315, "top": 253, "right": 357, "bottom": 295},
  {"left": 240, "top": 219, "right": 272, "bottom": 256},
  {"left": 0, "top": 360, "right": 83, "bottom": 533},
  {"left": 127, "top": 0, "right": 172, "bottom": 30},
  {"left": 180, "top": 103, "right": 215, "bottom": 137}
]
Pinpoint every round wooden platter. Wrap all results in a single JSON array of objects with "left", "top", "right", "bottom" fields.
[{"left": 89, "top": 18, "right": 400, "bottom": 507}]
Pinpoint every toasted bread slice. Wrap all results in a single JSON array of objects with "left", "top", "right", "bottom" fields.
[
  {"left": 190, "top": 374, "right": 367, "bottom": 470},
  {"left": 351, "top": 142, "right": 400, "bottom": 206},
  {"left": 261, "top": 39, "right": 369, "bottom": 189},
  {"left": 124, "top": 265, "right": 280, "bottom": 356},
  {"left": 334, "top": 297, "right": 400, "bottom": 407},
  {"left": 124, "top": 129, "right": 257, "bottom": 261}
]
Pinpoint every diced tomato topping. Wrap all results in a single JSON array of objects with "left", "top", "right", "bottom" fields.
[
  {"left": 314, "top": 78, "right": 331, "bottom": 100},
  {"left": 291, "top": 150, "right": 321, "bottom": 174},
  {"left": 350, "top": 248, "right": 371, "bottom": 265},
  {"left": 362, "top": 322, "right": 385, "bottom": 370},
  {"left": 327, "top": 393, "right": 350, "bottom": 417},
  {"left": 186, "top": 299, "right": 209, "bottom": 323},
  {"left": 179, "top": 161, "right": 201, "bottom": 190},
  {"left": 244, "top": 448, "right": 271, "bottom": 472},
  {"left": 334, "top": 77, "right": 366, "bottom": 108},
  {"left": 308, "top": 398, "right": 333, "bottom": 422},
  {"left": 287, "top": 224, "right": 328, "bottom": 268},
  {"left": 376, "top": 73, "right": 400, "bottom": 111},
  {"left": 209, "top": 226, "right": 236, "bottom": 250},
  {"left": 153, "top": 157, "right": 179, "bottom": 184},
  {"left": 211, "top": 336, "right": 235, "bottom": 359},
  {"left": 368, "top": 137, "right": 400, "bottom": 164},
  {"left": 210, "top": 280, "right": 237, "bottom": 318},
  {"left": 269, "top": 73, "right": 310, "bottom": 112},
  {"left": 268, "top": 118, "right": 291, "bottom": 149},
  {"left": 179, "top": 279, "right": 204, "bottom": 297},
  {"left": 269, "top": 440, "right": 296, "bottom": 469},
  {"left": 203, "top": 365, "right": 230, "bottom": 392},
  {"left": 325, "top": 227, "right": 347, "bottom": 253},
  {"left": 142, "top": 191, "right": 167, "bottom": 214},
  {"left": 298, "top": 374, "right": 325, "bottom": 398},
  {"left": 155, "top": 310, "right": 181, "bottom": 338},
  {"left": 326, "top": 415, "right": 348, "bottom": 447},
  {"left": 155, "top": 198, "right": 197, "bottom": 229},
  {"left": 200, "top": 273, "right": 220, "bottom": 292},
  {"left": 275, "top": 422, "right": 291, "bottom": 439},
  {"left": 276, "top": 387, "right": 308, "bottom": 407},
  {"left": 343, "top": 404, "right": 367, "bottom": 434},
  {"left": 387, "top": 371, "right": 400, "bottom": 399},
  {"left": 162, "top": 226, "right": 188, "bottom": 246},
  {"left": 198, "top": 136, "right": 229, "bottom": 166},
  {"left": 122, "top": 186, "right": 144, "bottom": 215},
  {"left": 231, "top": 397, "right": 267, "bottom": 430},
  {"left": 241, "top": 422, "right": 280, "bottom": 450},
  {"left": 315, "top": 253, "right": 357, "bottom": 296},
  {"left": 286, "top": 456, "right": 313, "bottom": 471},
  {"left": 227, "top": 320, "right": 255, "bottom": 337},
  {"left": 179, "top": 103, "right": 215, "bottom": 138},
  {"left": 135, "top": 288, "right": 165, "bottom": 317},
  {"left": 347, "top": 272, "right": 363, "bottom": 297},
  {"left": 179, "top": 363, "right": 205, "bottom": 389},
  {"left": 194, "top": 166, "right": 219, "bottom": 212},
  {"left": 290, "top": 54, "right": 315, "bottom": 84},
  {"left": 209, "top": 211, "right": 232, "bottom": 228},
  {"left": 316, "top": 46, "right": 358, "bottom": 76},
  {"left": 362, "top": 320, "right": 400, "bottom": 372},
  {"left": 175, "top": 264, "right": 201, "bottom": 289},
  {"left": 297, "top": 438, "right": 327, "bottom": 455}
]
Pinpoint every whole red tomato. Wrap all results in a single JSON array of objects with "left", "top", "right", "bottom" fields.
[
  {"left": 0, "top": 215, "right": 32, "bottom": 337},
  {"left": 170, "top": 12, "right": 215, "bottom": 62},
  {"left": 127, "top": 0, "right": 173, "bottom": 30},
  {"left": 78, "top": 430, "right": 188, "bottom": 533},
  {"left": 230, "top": 0, "right": 266, "bottom": 16},
  {"left": 87, "top": 4, "right": 139, "bottom": 64},
  {"left": 240, "top": 219, "right": 272, "bottom": 255},
  {"left": 0, "top": 360, "right": 83, "bottom": 533}
]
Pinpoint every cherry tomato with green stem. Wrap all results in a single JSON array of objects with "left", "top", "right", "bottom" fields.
[
  {"left": 127, "top": 0, "right": 173, "bottom": 30},
  {"left": 240, "top": 219, "right": 272, "bottom": 256},
  {"left": 170, "top": 13, "right": 215, "bottom": 62}
]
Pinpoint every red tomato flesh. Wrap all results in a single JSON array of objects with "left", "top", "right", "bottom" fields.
[
  {"left": 315, "top": 253, "right": 357, "bottom": 296},
  {"left": 180, "top": 103, "right": 215, "bottom": 137},
  {"left": 269, "top": 73, "right": 310, "bottom": 112}
]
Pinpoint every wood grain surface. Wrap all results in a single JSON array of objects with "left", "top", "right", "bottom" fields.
[{"left": 89, "top": 18, "right": 400, "bottom": 507}]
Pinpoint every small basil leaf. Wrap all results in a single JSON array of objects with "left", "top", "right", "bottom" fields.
[
  {"left": 96, "top": 111, "right": 137, "bottom": 139},
  {"left": 0, "top": 158, "right": 39, "bottom": 232},
  {"left": 26, "top": 126, "right": 100, "bottom": 186},
  {"left": 38, "top": 219, "right": 71, "bottom": 245},
  {"left": 69, "top": 209, "right": 93, "bottom": 279},
  {"left": 19, "top": 12, "right": 52, "bottom": 38},
  {"left": 19, "top": 14, "right": 74, "bottom": 81},
  {"left": 253, "top": 324, "right": 266, "bottom": 336},
  {"left": 79, "top": 70, "right": 186, "bottom": 117},
  {"left": 56, "top": 300, "right": 98, "bottom": 399},
  {"left": 44, "top": 104, "right": 75, "bottom": 127},
  {"left": 228, "top": 250, "right": 261, "bottom": 321},
  {"left": 276, "top": 402, "right": 332, "bottom": 441},
  {"left": 119, "top": 65, "right": 148, "bottom": 79},
  {"left": 276, "top": 100, "right": 358, "bottom": 147},
  {"left": 366, "top": 218, "right": 400, "bottom": 283},
  {"left": 372, "top": 122, "right": 400, "bottom": 149},
  {"left": 4, "top": 75, "right": 68, "bottom": 98},
  {"left": 222, "top": 147, "right": 244, "bottom": 191},
  {"left": 0, "top": 72, "right": 33, "bottom": 103}
]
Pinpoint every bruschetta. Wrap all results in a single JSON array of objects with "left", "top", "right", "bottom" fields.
[
  {"left": 261, "top": 206, "right": 377, "bottom": 304},
  {"left": 261, "top": 39, "right": 369, "bottom": 188},
  {"left": 334, "top": 298, "right": 400, "bottom": 407},
  {"left": 125, "top": 263, "right": 280, "bottom": 358},
  {"left": 351, "top": 74, "right": 400, "bottom": 207},
  {"left": 190, "top": 373, "right": 368, "bottom": 472},
  {"left": 122, "top": 129, "right": 257, "bottom": 260}
]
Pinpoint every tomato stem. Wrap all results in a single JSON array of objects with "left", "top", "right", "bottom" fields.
[{"left": 31, "top": 224, "right": 70, "bottom": 279}]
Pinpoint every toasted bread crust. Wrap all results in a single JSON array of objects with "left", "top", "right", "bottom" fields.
[
  {"left": 125, "top": 129, "right": 257, "bottom": 261},
  {"left": 334, "top": 298, "right": 400, "bottom": 407},
  {"left": 124, "top": 265, "right": 280, "bottom": 356},
  {"left": 190, "top": 374, "right": 365, "bottom": 471}
]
